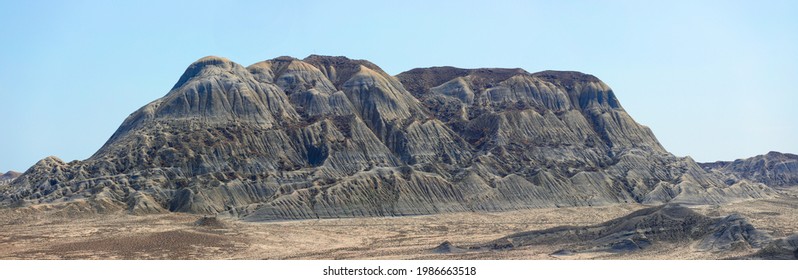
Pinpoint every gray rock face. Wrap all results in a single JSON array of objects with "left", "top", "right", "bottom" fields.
[
  {"left": 697, "top": 214, "right": 772, "bottom": 252},
  {"left": 700, "top": 152, "right": 798, "bottom": 188},
  {"left": 0, "top": 55, "right": 777, "bottom": 219},
  {"left": 474, "top": 204, "right": 771, "bottom": 254},
  {"left": 0, "top": 170, "right": 21, "bottom": 186},
  {"left": 745, "top": 234, "right": 798, "bottom": 260}
]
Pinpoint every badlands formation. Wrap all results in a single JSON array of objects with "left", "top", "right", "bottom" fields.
[
  {"left": 1, "top": 55, "right": 795, "bottom": 259},
  {"left": 0, "top": 55, "right": 779, "bottom": 219}
]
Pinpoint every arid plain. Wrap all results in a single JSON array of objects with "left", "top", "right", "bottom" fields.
[{"left": 2, "top": 188, "right": 795, "bottom": 260}]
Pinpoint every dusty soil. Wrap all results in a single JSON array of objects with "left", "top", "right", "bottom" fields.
[{"left": 1, "top": 194, "right": 796, "bottom": 260}]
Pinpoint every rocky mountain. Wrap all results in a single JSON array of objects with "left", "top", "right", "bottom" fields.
[
  {"left": 700, "top": 152, "right": 798, "bottom": 188},
  {"left": 0, "top": 170, "right": 21, "bottom": 186},
  {"left": 0, "top": 55, "right": 777, "bottom": 220}
]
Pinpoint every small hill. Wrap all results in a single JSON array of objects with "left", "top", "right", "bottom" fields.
[
  {"left": 465, "top": 204, "right": 772, "bottom": 255},
  {"left": 0, "top": 170, "right": 22, "bottom": 186}
]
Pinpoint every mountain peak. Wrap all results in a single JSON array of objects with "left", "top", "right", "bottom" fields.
[
  {"left": 396, "top": 66, "right": 529, "bottom": 97},
  {"left": 273, "top": 55, "right": 298, "bottom": 62},
  {"left": 40, "top": 156, "right": 65, "bottom": 165},
  {"left": 195, "top": 55, "right": 233, "bottom": 64},
  {"left": 765, "top": 151, "right": 795, "bottom": 158},
  {"left": 0, "top": 170, "right": 21, "bottom": 181},
  {"left": 700, "top": 152, "right": 798, "bottom": 187},
  {"left": 302, "top": 54, "right": 381, "bottom": 70},
  {"left": 0, "top": 172, "right": 15, "bottom": 184},
  {"left": 171, "top": 56, "right": 240, "bottom": 90},
  {"left": 302, "top": 55, "right": 388, "bottom": 87}
]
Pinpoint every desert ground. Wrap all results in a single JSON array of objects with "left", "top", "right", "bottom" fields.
[{"left": 1, "top": 189, "right": 796, "bottom": 260}]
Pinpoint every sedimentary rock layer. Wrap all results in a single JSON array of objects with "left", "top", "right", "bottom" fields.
[
  {"left": 701, "top": 152, "right": 798, "bottom": 188},
  {"left": 0, "top": 55, "right": 776, "bottom": 220}
]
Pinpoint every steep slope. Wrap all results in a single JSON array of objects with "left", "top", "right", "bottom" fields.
[
  {"left": 700, "top": 152, "right": 798, "bottom": 188},
  {"left": 395, "top": 67, "right": 774, "bottom": 207},
  {"left": 0, "top": 55, "right": 776, "bottom": 219}
]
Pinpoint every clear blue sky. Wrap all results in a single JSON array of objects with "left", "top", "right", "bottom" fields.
[{"left": 1, "top": 0, "right": 796, "bottom": 172}]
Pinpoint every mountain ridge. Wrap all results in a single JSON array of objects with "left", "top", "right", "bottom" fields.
[
  {"left": 0, "top": 55, "right": 778, "bottom": 220},
  {"left": 700, "top": 151, "right": 798, "bottom": 188}
]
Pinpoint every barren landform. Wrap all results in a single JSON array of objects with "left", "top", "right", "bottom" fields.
[
  {"left": 2, "top": 55, "right": 796, "bottom": 260},
  {"left": 2, "top": 191, "right": 795, "bottom": 260}
]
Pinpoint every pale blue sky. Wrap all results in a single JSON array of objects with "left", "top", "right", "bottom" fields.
[{"left": 0, "top": 0, "right": 796, "bottom": 172}]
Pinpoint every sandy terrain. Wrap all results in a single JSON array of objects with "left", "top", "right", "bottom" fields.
[{"left": 1, "top": 192, "right": 796, "bottom": 260}]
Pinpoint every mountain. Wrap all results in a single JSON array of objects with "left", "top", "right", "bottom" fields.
[
  {"left": 0, "top": 170, "right": 21, "bottom": 179},
  {"left": 0, "top": 170, "right": 21, "bottom": 185},
  {"left": 0, "top": 55, "right": 776, "bottom": 220},
  {"left": 700, "top": 152, "right": 798, "bottom": 188}
]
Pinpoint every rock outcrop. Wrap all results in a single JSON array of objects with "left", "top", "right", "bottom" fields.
[
  {"left": 0, "top": 55, "right": 777, "bottom": 220},
  {"left": 700, "top": 152, "right": 798, "bottom": 188},
  {"left": 743, "top": 234, "right": 798, "bottom": 260},
  {"left": 0, "top": 170, "right": 21, "bottom": 186},
  {"left": 469, "top": 204, "right": 772, "bottom": 254}
]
